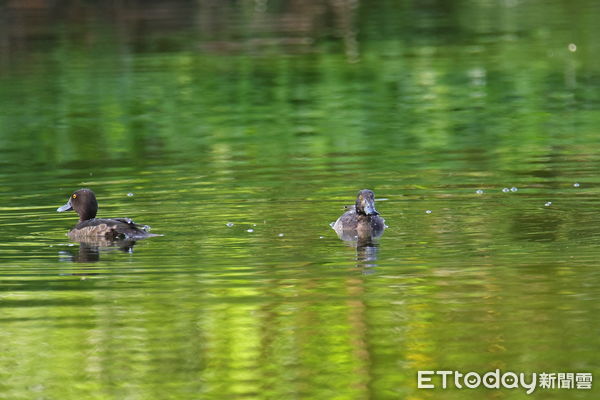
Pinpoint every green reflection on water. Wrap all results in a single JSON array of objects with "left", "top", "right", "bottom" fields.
[{"left": 1, "top": 1, "right": 600, "bottom": 399}]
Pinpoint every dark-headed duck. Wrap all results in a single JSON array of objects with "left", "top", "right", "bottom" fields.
[
  {"left": 57, "top": 189, "right": 157, "bottom": 240},
  {"left": 332, "top": 189, "right": 386, "bottom": 240}
]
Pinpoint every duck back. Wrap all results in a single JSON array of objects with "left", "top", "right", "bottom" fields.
[{"left": 69, "top": 218, "right": 155, "bottom": 240}]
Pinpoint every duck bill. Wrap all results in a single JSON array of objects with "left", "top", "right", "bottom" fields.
[
  {"left": 57, "top": 200, "right": 73, "bottom": 212},
  {"left": 364, "top": 200, "right": 379, "bottom": 216}
]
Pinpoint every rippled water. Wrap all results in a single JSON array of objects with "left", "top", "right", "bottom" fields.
[{"left": 1, "top": 1, "right": 599, "bottom": 399}]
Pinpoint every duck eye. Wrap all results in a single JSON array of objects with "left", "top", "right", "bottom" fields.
[{"left": 72, "top": 194, "right": 77, "bottom": 199}]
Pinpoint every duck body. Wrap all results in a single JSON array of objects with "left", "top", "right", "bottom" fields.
[
  {"left": 332, "top": 189, "right": 386, "bottom": 241},
  {"left": 57, "top": 189, "right": 157, "bottom": 240},
  {"left": 67, "top": 217, "right": 153, "bottom": 240},
  {"left": 333, "top": 205, "right": 386, "bottom": 234}
]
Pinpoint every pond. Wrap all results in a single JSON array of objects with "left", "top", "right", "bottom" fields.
[{"left": 0, "top": 1, "right": 599, "bottom": 399}]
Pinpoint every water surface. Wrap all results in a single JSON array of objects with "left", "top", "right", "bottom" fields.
[{"left": 1, "top": 1, "right": 599, "bottom": 399}]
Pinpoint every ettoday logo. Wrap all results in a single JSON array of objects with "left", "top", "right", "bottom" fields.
[{"left": 417, "top": 370, "right": 592, "bottom": 394}]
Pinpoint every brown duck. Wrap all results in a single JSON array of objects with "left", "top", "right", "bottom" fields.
[
  {"left": 332, "top": 189, "right": 386, "bottom": 241},
  {"left": 57, "top": 189, "right": 157, "bottom": 240}
]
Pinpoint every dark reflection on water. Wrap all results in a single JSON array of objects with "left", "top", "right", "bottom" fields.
[
  {"left": 354, "top": 241, "right": 380, "bottom": 270},
  {"left": 58, "top": 238, "right": 138, "bottom": 263},
  {"left": 332, "top": 222, "right": 384, "bottom": 269}
]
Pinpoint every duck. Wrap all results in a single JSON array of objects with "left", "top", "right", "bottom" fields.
[
  {"left": 332, "top": 189, "right": 386, "bottom": 240},
  {"left": 57, "top": 188, "right": 157, "bottom": 240}
]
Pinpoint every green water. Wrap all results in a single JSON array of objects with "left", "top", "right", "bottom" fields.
[{"left": 1, "top": 1, "right": 599, "bottom": 399}]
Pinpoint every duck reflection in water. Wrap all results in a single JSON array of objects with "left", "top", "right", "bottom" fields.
[
  {"left": 58, "top": 237, "right": 138, "bottom": 263},
  {"left": 331, "top": 189, "right": 386, "bottom": 266}
]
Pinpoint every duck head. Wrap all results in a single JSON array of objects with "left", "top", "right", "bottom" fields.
[
  {"left": 57, "top": 188, "right": 98, "bottom": 222},
  {"left": 355, "top": 189, "right": 379, "bottom": 216}
]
